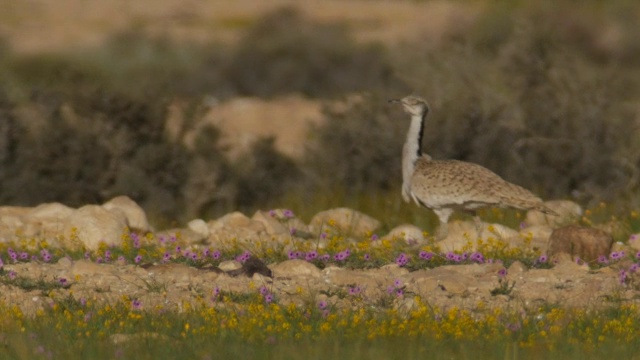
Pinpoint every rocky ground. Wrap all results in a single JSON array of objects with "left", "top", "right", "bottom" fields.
[{"left": 1, "top": 196, "right": 639, "bottom": 317}]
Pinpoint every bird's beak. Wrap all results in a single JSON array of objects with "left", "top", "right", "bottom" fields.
[{"left": 388, "top": 99, "right": 400, "bottom": 104}]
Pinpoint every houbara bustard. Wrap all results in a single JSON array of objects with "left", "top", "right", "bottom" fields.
[{"left": 389, "top": 95, "right": 555, "bottom": 239}]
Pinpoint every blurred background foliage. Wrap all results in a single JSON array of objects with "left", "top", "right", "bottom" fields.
[{"left": 0, "top": 2, "right": 639, "bottom": 226}]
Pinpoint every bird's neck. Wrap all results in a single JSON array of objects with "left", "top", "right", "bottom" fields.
[{"left": 402, "top": 112, "right": 427, "bottom": 199}]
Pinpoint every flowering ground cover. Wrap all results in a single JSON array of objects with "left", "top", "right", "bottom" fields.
[{"left": 1, "top": 205, "right": 640, "bottom": 359}]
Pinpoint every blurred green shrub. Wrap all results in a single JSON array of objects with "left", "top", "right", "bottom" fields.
[
  {"left": 222, "top": 7, "right": 393, "bottom": 97},
  {"left": 303, "top": 94, "right": 404, "bottom": 193}
]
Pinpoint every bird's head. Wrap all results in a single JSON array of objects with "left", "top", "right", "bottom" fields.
[{"left": 388, "top": 95, "right": 430, "bottom": 117}]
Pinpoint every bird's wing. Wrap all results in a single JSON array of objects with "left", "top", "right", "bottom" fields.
[{"left": 410, "top": 159, "right": 542, "bottom": 210}]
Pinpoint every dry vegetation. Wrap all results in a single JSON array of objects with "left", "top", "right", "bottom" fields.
[{"left": 0, "top": 1, "right": 639, "bottom": 225}]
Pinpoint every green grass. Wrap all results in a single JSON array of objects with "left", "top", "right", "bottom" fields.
[{"left": 1, "top": 295, "right": 640, "bottom": 359}]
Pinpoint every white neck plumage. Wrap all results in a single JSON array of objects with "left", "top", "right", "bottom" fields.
[{"left": 401, "top": 111, "right": 427, "bottom": 203}]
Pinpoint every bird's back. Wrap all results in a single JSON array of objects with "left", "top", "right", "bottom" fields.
[{"left": 409, "top": 157, "right": 548, "bottom": 212}]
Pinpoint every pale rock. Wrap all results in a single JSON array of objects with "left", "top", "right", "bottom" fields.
[
  {"left": 383, "top": 224, "right": 426, "bottom": 245},
  {"left": 102, "top": 196, "right": 151, "bottom": 232},
  {"left": 378, "top": 263, "right": 410, "bottom": 278},
  {"left": 525, "top": 200, "right": 582, "bottom": 227},
  {"left": 218, "top": 260, "right": 242, "bottom": 272},
  {"left": 63, "top": 205, "right": 128, "bottom": 250},
  {"left": 270, "top": 260, "right": 321, "bottom": 278},
  {"left": 207, "top": 212, "right": 266, "bottom": 244},
  {"left": 551, "top": 252, "right": 589, "bottom": 274},
  {"left": 25, "top": 202, "right": 74, "bottom": 239},
  {"left": 309, "top": 208, "right": 379, "bottom": 237},
  {"left": 0, "top": 206, "right": 29, "bottom": 240},
  {"left": 71, "top": 260, "right": 114, "bottom": 277},
  {"left": 409, "top": 268, "right": 472, "bottom": 295},
  {"left": 57, "top": 257, "right": 73, "bottom": 268},
  {"left": 156, "top": 228, "right": 207, "bottom": 245},
  {"left": 437, "top": 221, "right": 518, "bottom": 251},
  {"left": 30, "top": 202, "right": 75, "bottom": 220},
  {"left": 251, "top": 209, "right": 308, "bottom": 236},
  {"left": 187, "top": 219, "right": 210, "bottom": 238},
  {"left": 628, "top": 234, "right": 640, "bottom": 251},
  {"left": 547, "top": 225, "right": 614, "bottom": 262},
  {"left": 252, "top": 210, "right": 288, "bottom": 235},
  {"left": 508, "top": 261, "right": 527, "bottom": 275}
]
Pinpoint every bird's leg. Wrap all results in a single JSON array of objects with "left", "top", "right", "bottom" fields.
[
  {"left": 473, "top": 215, "right": 484, "bottom": 240},
  {"left": 433, "top": 209, "right": 453, "bottom": 241},
  {"left": 435, "top": 222, "right": 449, "bottom": 241}
]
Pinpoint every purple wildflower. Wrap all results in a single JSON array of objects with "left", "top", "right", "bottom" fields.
[
  {"left": 320, "top": 232, "right": 328, "bottom": 240},
  {"left": 212, "top": 250, "right": 221, "bottom": 260},
  {"left": 288, "top": 251, "right": 298, "bottom": 260},
  {"left": 318, "top": 301, "right": 328, "bottom": 310},
  {"left": 134, "top": 255, "right": 143, "bottom": 264},
  {"left": 41, "top": 250, "right": 52, "bottom": 263},
  {"left": 131, "top": 299, "right": 142, "bottom": 310},
  {"left": 538, "top": 254, "right": 548, "bottom": 264},
  {"left": 610, "top": 251, "right": 624, "bottom": 261},
  {"left": 348, "top": 286, "right": 362, "bottom": 296},
  {"left": 96, "top": 257, "right": 103, "bottom": 264},
  {"left": 393, "top": 279, "right": 402, "bottom": 288},
  {"left": 320, "top": 254, "right": 331, "bottom": 261},
  {"left": 363, "top": 253, "right": 371, "bottom": 261},
  {"left": 445, "top": 252, "right": 457, "bottom": 261},
  {"left": 387, "top": 285, "right": 395, "bottom": 294},
  {"left": 84, "top": 252, "right": 91, "bottom": 260},
  {"left": 104, "top": 250, "right": 112, "bottom": 262},
  {"left": 283, "top": 209, "right": 294, "bottom": 218},
  {"left": 19, "top": 252, "right": 28, "bottom": 261},
  {"left": 396, "top": 253, "right": 409, "bottom": 267},
  {"left": 419, "top": 251, "right": 433, "bottom": 261},
  {"left": 498, "top": 268, "right": 507, "bottom": 277},
  {"left": 619, "top": 270, "right": 628, "bottom": 285},
  {"left": 264, "top": 294, "right": 273, "bottom": 303},
  {"left": 58, "top": 278, "right": 68, "bottom": 287},
  {"left": 305, "top": 251, "right": 318, "bottom": 261},
  {"left": 629, "top": 263, "right": 639, "bottom": 273},
  {"left": 371, "top": 234, "right": 379, "bottom": 241},
  {"left": 117, "top": 255, "right": 126, "bottom": 264},
  {"left": 290, "top": 228, "right": 297, "bottom": 236},
  {"left": 470, "top": 252, "right": 484, "bottom": 263},
  {"left": 203, "top": 248, "right": 211, "bottom": 257},
  {"left": 396, "top": 288, "right": 404, "bottom": 297},
  {"left": 162, "top": 252, "right": 171, "bottom": 262},
  {"left": 9, "top": 251, "right": 17, "bottom": 262},
  {"left": 131, "top": 233, "right": 140, "bottom": 248},
  {"left": 8, "top": 270, "right": 16, "bottom": 280},
  {"left": 175, "top": 246, "right": 182, "bottom": 255},
  {"left": 236, "top": 251, "right": 251, "bottom": 263},
  {"left": 190, "top": 252, "right": 198, "bottom": 261},
  {"left": 259, "top": 286, "right": 269, "bottom": 296},
  {"left": 597, "top": 255, "right": 609, "bottom": 265}
]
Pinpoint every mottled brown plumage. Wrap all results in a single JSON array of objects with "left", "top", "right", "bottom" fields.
[{"left": 389, "top": 95, "right": 554, "bottom": 238}]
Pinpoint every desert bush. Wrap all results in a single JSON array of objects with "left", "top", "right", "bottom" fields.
[
  {"left": 222, "top": 7, "right": 393, "bottom": 98},
  {"left": 234, "top": 137, "right": 302, "bottom": 211},
  {"left": 303, "top": 94, "right": 405, "bottom": 194}
]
